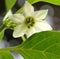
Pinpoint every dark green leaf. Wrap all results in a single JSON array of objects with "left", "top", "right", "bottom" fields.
[
  {"left": 5, "top": 0, "right": 16, "bottom": 11},
  {"left": 0, "top": 51, "right": 14, "bottom": 59},
  {"left": 16, "top": 31, "right": 60, "bottom": 59}
]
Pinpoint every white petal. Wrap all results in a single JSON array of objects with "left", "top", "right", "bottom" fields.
[
  {"left": 13, "top": 24, "right": 27, "bottom": 38},
  {"left": 25, "top": 27, "right": 37, "bottom": 38},
  {"left": 24, "top": 1, "right": 34, "bottom": 17},
  {"left": 34, "top": 21, "right": 52, "bottom": 32},
  {"left": 33, "top": 10, "right": 48, "bottom": 21},
  {"left": 3, "top": 10, "right": 12, "bottom": 20},
  {"left": 9, "top": 14, "right": 25, "bottom": 24}
]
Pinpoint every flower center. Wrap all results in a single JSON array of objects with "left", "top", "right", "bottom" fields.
[{"left": 25, "top": 17, "right": 35, "bottom": 28}]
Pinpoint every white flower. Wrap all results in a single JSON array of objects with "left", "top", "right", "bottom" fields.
[{"left": 9, "top": 1, "right": 52, "bottom": 38}]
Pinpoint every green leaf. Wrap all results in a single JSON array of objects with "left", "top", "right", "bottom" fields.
[
  {"left": 0, "top": 25, "right": 6, "bottom": 40},
  {"left": 43, "top": 0, "right": 60, "bottom": 6},
  {"left": 0, "top": 29, "right": 5, "bottom": 40},
  {"left": 0, "top": 51, "right": 14, "bottom": 59},
  {"left": 27, "top": 0, "right": 40, "bottom": 4},
  {"left": 16, "top": 31, "right": 60, "bottom": 59},
  {"left": 0, "top": 31, "right": 60, "bottom": 59},
  {"left": 5, "top": 0, "right": 16, "bottom": 11},
  {"left": 27, "top": 0, "right": 60, "bottom": 6}
]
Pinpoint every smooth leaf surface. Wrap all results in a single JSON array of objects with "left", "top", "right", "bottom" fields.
[
  {"left": 43, "top": 0, "right": 60, "bottom": 6},
  {"left": 16, "top": 31, "right": 60, "bottom": 59},
  {"left": 5, "top": 0, "right": 16, "bottom": 11},
  {"left": 0, "top": 51, "right": 14, "bottom": 59},
  {"left": 27, "top": 0, "right": 40, "bottom": 4},
  {"left": 27, "top": 0, "right": 60, "bottom": 5}
]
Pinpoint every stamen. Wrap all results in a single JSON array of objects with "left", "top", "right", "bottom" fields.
[{"left": 25, "top": 17, "right": 35, "bottom": 28}]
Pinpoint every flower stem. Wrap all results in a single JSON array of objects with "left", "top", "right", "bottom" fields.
[{"left": 21, "top": 36, "right": 26, "bottom": 42}]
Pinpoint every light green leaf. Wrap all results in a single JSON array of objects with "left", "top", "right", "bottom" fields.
[
  {"left": 0, "top": 31, "right": 60, "bottom": 59},
  {"left": 27, "top": 0, "right": 60, "bottom": 6},
  {"left": 0, "top": 51, "right": 14, "bottom": 59},
  {"left": 43, "top": 0, "right": 60, "bottom": 6},
  {"left": 16, "top": 31, "right": 60, "bottom": 59},
  {"left": 0, "top": 25, "right": 6, "bottom": 40},
  {"left": 5, "top": 0, "right": 16, "bottom": 11},
  {"left": 27, "top": 0, "right": 40, "bottom": 4}
]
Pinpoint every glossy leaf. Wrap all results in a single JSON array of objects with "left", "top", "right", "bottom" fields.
[
  {"left": 16, "top": 31, "right": 60, "bottom": 59},
  {"left": 0, "top": 51, "right": 14, "bottom": 59},
  {"left": 5, "top": 0, "right": 16, "bottom": 11}
]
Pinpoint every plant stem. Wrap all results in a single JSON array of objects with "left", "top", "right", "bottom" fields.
[{"left": 21, "top": 36, "right": 26, "bottom": 42}]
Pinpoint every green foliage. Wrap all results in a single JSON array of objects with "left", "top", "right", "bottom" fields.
[
  {"left": 27, "top": 0, "right": 40, "bottom": 4},
  {"left": 27, "top": 0, "right": 60, "bottom": 6},
  {"left": 0, "top": 0, "right": 60, "bottom": 59},
  {"left": 5, "top": 0, "right": 16, "bottom": 11},
  {"left": 43, "top": 0, "right": 60, "bottom": 6},
  {"left": 15, "top": 31, "right": 60, "bottom": 59},
  {"left": 0, "top": 31, "right": 59, "bottom": 59},
  {"left": 0, "top": 51, "right": 14, "bottom": 59},
  {"left": 0, "top": 29, "right": 5, "bottom": 40},
  {"left": 0, "top": 25, "right": 6, "bottom": 40}
]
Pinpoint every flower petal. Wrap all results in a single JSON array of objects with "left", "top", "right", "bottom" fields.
[
  {"left": 13, "top": 24, "right": 27, "bottom": 38},
  {"left": 33, "top": 10, "right": 48, "bottom": 21},
  {"left": 9, "top": 14, "right": 25, "bottom": 24},
  {"left": 34, "top": 21, "right": 52, "bottom": 32},
  {"left": 25, "top": 27, "right": 37, "bottom": 38},
  {"left": 24, "top": 1, "right": 34, "bottom": 17}
]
